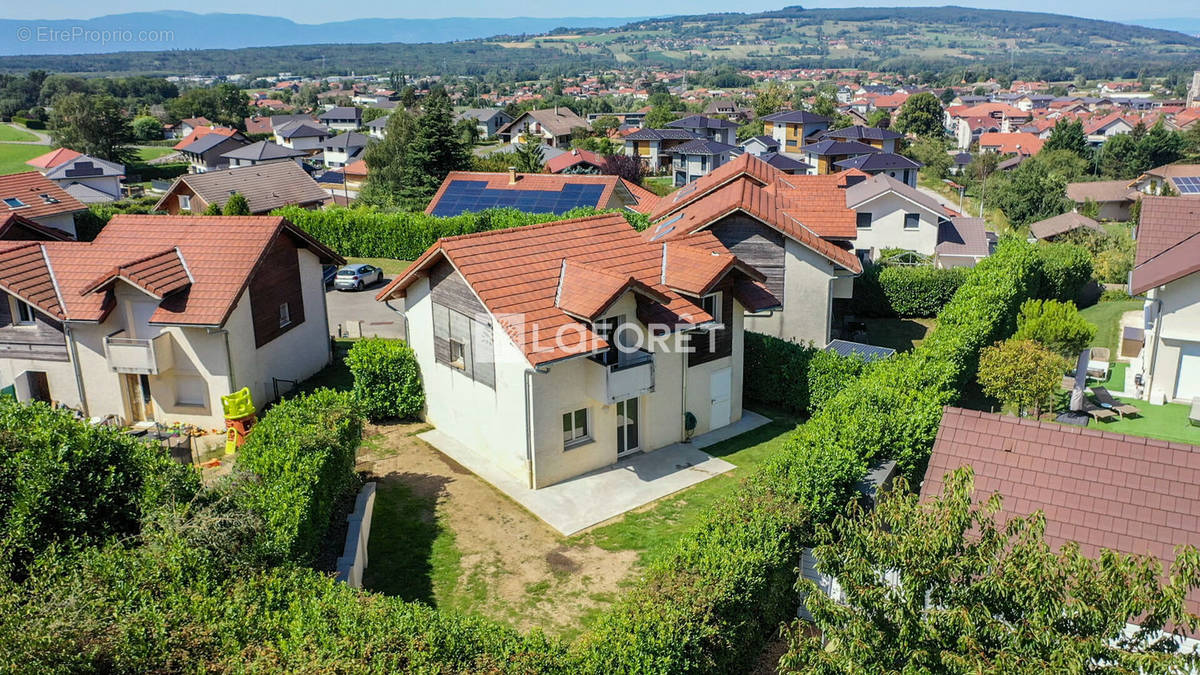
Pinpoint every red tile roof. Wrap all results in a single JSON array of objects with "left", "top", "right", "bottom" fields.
[
  {"left": 556, "top": 259, "right": 669, "bottom": 321},
  {"left": 1135, "top": 196, "right": 1200, "bottom": 265},
  {"left": 0, "top": 171, "right": 86, "bottom": 222},
  {"left": 546, "top": 148, "right": 605, "bottom": 174},
  {"left": 0, "top": 215, "right": 341, "bottom": 326},
  {"left": 25, "top": 148, "right": 81, "bottom": 170},
  {"left": 649, "top": 153, "right": 781, "bottom": 221},
  {"left": 377, "top": 213, "right": 773, "bottom": 366},
  {"left": 979, "top": 132, "right": 1044, "bottom": 156},
  {"left": 923, "top": 407, "right": 1200, "bottom": 614}
]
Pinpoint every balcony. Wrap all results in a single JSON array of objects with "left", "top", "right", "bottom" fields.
[
  {"left": 599, "top": 350, "right": 655, "bottom": 404},
  {"left": 104, "top": 330, "right": 174, "bottom": 375}
]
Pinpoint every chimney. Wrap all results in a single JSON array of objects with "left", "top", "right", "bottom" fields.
[{"left": 508, "top": 166, "right": 518, "bottom": 184}]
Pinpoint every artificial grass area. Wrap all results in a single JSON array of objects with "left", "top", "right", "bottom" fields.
[
  {"left": 1080, "top": 298, "right": 1143, "bottom": 357},
  {"left": 1081, "top": 396, "right": 1200, "bottom": 446},
  {"left": 0, "top": 143, "right": 47, "bottom": 175}
]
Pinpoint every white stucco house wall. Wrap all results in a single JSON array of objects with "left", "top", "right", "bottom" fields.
[{"left": 845, "top": 174, "right": 951, "bottom": 262}]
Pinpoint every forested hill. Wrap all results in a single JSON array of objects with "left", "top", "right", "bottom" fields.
[{"left": 1, "top": 5, "right": 1197, "bottom": 79}]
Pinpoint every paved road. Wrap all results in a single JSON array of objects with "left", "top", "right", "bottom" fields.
[{"left": 325, "top": 276, "right": 406, "bottom": 339}]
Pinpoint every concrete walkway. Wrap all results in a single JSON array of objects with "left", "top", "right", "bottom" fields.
[{"left": 418, "top": 411, "right": 771, "bottom": 535}]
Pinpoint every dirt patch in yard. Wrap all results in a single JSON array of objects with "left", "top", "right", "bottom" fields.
[{"left": 359, "top": 422, "right": 638, "bottom": 638}]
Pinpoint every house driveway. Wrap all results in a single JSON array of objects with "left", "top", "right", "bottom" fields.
[
  {"left": 325, "top": 277, "right": 405, "bottom": 339},
  {"left": 417, "top": 411, "right": 770, "bottom": 535}
]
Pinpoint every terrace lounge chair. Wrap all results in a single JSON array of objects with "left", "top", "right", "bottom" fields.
[
  {"left": 1091, "top": 387, "right": 1141, "bottom": 418},
  {"left": 1190, "top": 397, "right": 1200, "bottom": 427},
  {"left": 1082, "top": 399, "right": 1117, "bottom": 422}
]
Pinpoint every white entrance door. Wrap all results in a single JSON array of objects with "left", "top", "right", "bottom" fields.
[
  {"left": 1176, "top": 343, "right": 1200, "bottom": 400},
  {"left": 616, "top": 397, "right": 640, "bottom": 456},
  {"left": 709, "top": 367, "right": 732, "bottom": 429}
]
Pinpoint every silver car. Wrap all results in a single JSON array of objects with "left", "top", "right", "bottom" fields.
[{"left": 333, "top": 263, "right": 383, "bottom": 291}]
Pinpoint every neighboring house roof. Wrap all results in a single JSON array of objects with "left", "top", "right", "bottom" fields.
[
  {"left": 649, "top": 153, "right": 782, "bottom": 221},
  {"left": 0, "top": 212, "right": 73, "bottom": 241},
  {"left": 799, "top": 139, "right": 881, "bottom": 157},
  {"left": 833, "top": 152, "right": 921, "bottom": 172},
  {"left": 220, "top": 140, "right": 308, "bottom": 162},
  {"left": 935, "top": 217, "right": 990, "bottom": 258},
  {"left": 923, "top": 406, "right": 1200, "bottom": 614},
  {"left": 1066, "top": 179, "right": 1140, "bottom": 204},
  {"left": 671, "top": 139, "right": 737, "bottom": 156},
  {"left": 180, "top": 116, "right": 214, "bottom": 128},
  {"left": 325, "top": 132, "right": 369, "bottom": 150},
  {"left": 318, "top": 106, "right": 361, "bottom": 122},
  {"left": 844, "top": 173, "right": 948, "bottom": 218},
  {"left": 274, "top": 120, "right": 330, "bottom": 139},
  {"left": 1137, "top": 163, "right": 1200, "bottom": 181},
  {"left": 0, "top": 171, "right": 87, "bottom": 221},
  {"left": 484, "top": 142, "right": 567, "bottom": 163},
  {"left": 457, "top": 108, "right": 509, "bottom": 123},
  {"left": 1028, "top": 211, "right": 1104, "bottom": 240},
  {"left": 623, "top": 127, "right": 698, "bottom": 141},
  {"left": 63, "top": 183, "right": 118, "bottom": 204},
  {"left": 546, "top": 148, "right": 605, "bottom": 174},
  {"left": 666, "top": 114, "right": 739, "bottom": 130},
  {"left": 153, "top": 162, "right": 329, "bottom": 215},
  {"left": 173, "top": 126, "right": 241, "bottom": 151},
  {"left": 1130, "top": 230, "right": 1200, "bottom": 295},
  {"left": 424, "top": 171, "right": 644, "bottom": 217},
  {"left": 244, "top": 113, "right": 316, "bottom": 135},
  {"left": 375, "top": 213, "right": 777, "bottom": 366},
  {"left": 26, "top": 148, "right": 82, "bottom": 170},
  {"left": 1134, "top": 196, "right": 1200, "bottom": 265},
  {"left": 741, "top": 135, "right": 780, "bottom": 150},
  {"left": 498, "top": 108, "right": 589, "bottom": 138},
  {"left": 41, "top": 154, "right": 124, "bottom": 181},
  {"left": 761, "top": 110, "right": 830, "bottom": 124},
  {"left": 978, "top": 132, "right": 1044, "bottom": 155},
  {"left": 757, "top": 152, "right": 811, "bottom": 173},
  {"left": 343, "top": 160, "right": 368, "bottom": 179},
  {"left": 824, "top": 339, "right": 895, "bottom": 361},
  {"left": 0, "top": 215, "right": 341, "bottom": 325},
  {"left": 952, "top": 151, "right": 973, "bottom": 166},
  {"left": 822, "top": 125, "right": 902, "bottom": 142},
  {"left": 365, "top": 117, "right": 390, "bottom": 130}
]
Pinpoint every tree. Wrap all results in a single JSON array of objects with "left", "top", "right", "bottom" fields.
[
  {"left": 783, "top": 467, "right": 1200, "bottom": 674},
  {"left": 361, "top": 107, "right": 389, "bottom": 124},
  {"left": 512, "top": 135, "right": 545, "bottom": 173},
  {"left": 644, "top": 104, "right": 676, "bottom": 129},
  {"left": 358, "top": 110, "right": 415, "bottom": 208},
  {"left": 166, "top": 83, "right": 249, "bottom": 128},
  {"left": 591, "top": 114, "right": 620, "bottom": 137},
  {"left": 985, "top": 151, "right": 1083, "bottom": 226},
  {"left": 754, "top": 81, "right": 790, "bottom": 119},
  {"left": 905, "top": 138, "right": 952, "bottom": 179},
  {"left": 600, "top": 154, "right": 642, "bottom": 184},
  {"left": 49, "top": 92, "right": 135, "bottom": 164},
  {"left": 222, "top": 192, "right": 250, "bottom": 216},
  {"left": 201, "top": 202, "right": 222, "bottom": 215},
  {"left": 1012, "top": 299, "right": 1096, "bottom": 358},
  {"left": 131, "top": 115, "right": 163, "bottom": 142},
  {"left": 1042, "top": 119, "right": 1087, "bottom": 158},
  {"left": 894, "top": 92, "right": 945, "bottom": 139},
  {"left": 398, "top": 90, "right": 470, "bottom": 207},
  {"left": 977, "top": 338, "right": 1067, "bottom": 415}
]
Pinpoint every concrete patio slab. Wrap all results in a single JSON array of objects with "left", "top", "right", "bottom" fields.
[{"left": 417, "top": 411, "right": 771, "bottom": 535}]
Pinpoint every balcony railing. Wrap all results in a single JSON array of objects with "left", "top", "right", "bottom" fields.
[
  {"left": 103, "top": 330, "right": 174, "bottom": 375},
  {"left": 603, "top": 350, "right": 655, "bottom": 403}
]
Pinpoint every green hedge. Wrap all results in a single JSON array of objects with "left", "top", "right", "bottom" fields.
[
  {"left": 234, "top": 389, "right": 364, "bottom": 565},
  {"left": 743, "top": 332, "right": 817, "bottom": 414},
  {"left": 852, "top": 265, "right": 968, "bottom": 317},
  {"left": 346, "top": 339, "right": 425, "bottom": 421},
  {"left": 806, "top": 349, "right": 874, "bottom": 415},
  {"left": 273, "top": 205, "right": 645, "bottom": 260}
]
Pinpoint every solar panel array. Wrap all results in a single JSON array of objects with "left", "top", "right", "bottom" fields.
[
  {"left": 1174, "top": 176, "right": 1200, "bottom": 194},
  {"left": 430, "top": 180, "right": 607, "bottom": 217}
]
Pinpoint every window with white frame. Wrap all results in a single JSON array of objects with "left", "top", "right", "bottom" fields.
[
  {"left": 179, "top": 195, "right": 191, "bottom": 211},
  {"left": 278, "top": 302, "right": 291, "bottom": 328},
  {"left": 701, "top": 292, "right": 722, "bottom": 324},
  {"left": 562, "top": 408, "right": 591, "bottom": 448},
  {"left": 903, "top": 213, "right": 921, "bottom": 230},
  {"left": 14, "top": 298, "right": 34, "bottom": 325}
]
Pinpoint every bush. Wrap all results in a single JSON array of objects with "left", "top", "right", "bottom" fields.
[
  {"left": 852, "top": 265, "right": 967, "bottom": 317},
  {"left": 346, "top": 339, "right": 425, "bottom": 421},
  {"left": 234, "top": 389, "right": 363, "bottom": 565},
  {"left": 743, "top": 332, "right": 817, "bottom": 414},
  {"left": 1034, "top": 241, "right": 1092, "bottom": 301},
  {"left": 1012, "top": 298, "right": 1096, "bottom": 358},
  {"left": 978, "top": 338, "right": 1068, "bottom": 415},
  {"left": 807, "top": 349, "right": 873, "bottom": 415},
  {"left": 0, "top": 398, "right": 198, "bottom": 579}
]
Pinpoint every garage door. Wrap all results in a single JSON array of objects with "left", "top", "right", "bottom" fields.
[{"left": 1176, "top": 343, "right": 1200, "bottom": 400}]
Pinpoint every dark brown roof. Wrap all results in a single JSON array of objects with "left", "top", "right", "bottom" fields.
[
  {"left": 498, "top": 108, "right": 588, "bottom": 138},
  {"left": 936, "top": 217, "right": 990, "bottom": 258},
  {"left": 923, "top": 406, "right": 1200, "bottom": 613},
  {"left": 0, "top": 213, "right": 73, "bottom": 242},
  {"left": 1028, "top": 211, "right": 1103, "bottom": 240},
  {"left": 1066, "top": 180, "right": 1139, "bottom": 204},
  {"left": 1131, "top": 230, "right": 1200, "bottom": 294},
  {"left": 1135, "top": 196, "right": 1200, "bottom": 265},
  {"left": 154, "top": 162, "right": 328, "bottom": 215}
]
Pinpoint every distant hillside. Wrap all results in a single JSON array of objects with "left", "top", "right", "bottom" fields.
[
  {"left": 0, "top": 11, "right": 644, "bottom": 56},
  {"left": 1, "top": 6, "right": 1197, "bottom": 79}
]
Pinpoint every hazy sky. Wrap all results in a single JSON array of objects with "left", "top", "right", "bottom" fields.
[{"left": 4, "top": 0, "right": 1191, "bottom": 23}]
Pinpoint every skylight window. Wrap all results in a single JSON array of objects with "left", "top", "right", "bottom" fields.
[
  {"left": 38, "top": 193, "right": 59, "bottom": 204},
  {"left": 3, "top": 197, "right": 27, "bottom": 209}
]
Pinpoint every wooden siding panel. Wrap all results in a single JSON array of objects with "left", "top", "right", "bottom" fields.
[
  {"left": 0, "top": 296, "right": 68, "bottom": 361},
  {"left": 687, "top": 282, "right": 735, "bottom": 368},
  {"left": 708, "top": 214, "right": 786, "bottom": 302},
  {"left": 248, "top": 234, "right": 306, "bottom": 348},
  {"left": 430, "top": 260, "right": 486, "bottom": 318}
]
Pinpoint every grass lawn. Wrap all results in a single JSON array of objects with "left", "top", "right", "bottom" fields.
[
  {"left": 0, "top": 125, "right": 37, "bottom": 142},
  {"left": 918, "top": 171, "right": 1010, "bottom": 231},
  {"left": 346, "top": 257, "right": 412, "bottom": 275},
  {"left": 577, "top": 408, "right": 800, "bottom": 566},
  {"left": 136, "top": 146, "right": 177, "bottom": 161},
  {"left": 643, "top": 175, "right": 675, "bottom": 196},
  {"left": 0, "top": 143, "right": 46, "bottom": 175},
  {"left": 1080, "top": 299, "right": 1142, "bottom": 357},
  {"left": 861, "top": 317, "right": 937, "bottom": 353}
]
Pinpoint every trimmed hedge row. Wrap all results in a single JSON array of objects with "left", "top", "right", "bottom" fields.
[
  {"left": 852, "top": 264, "right": 968, "bottom": 317},
  {"left": 234, "top": 389, "right": 364, "bottom": 565},
  {"left": 743, "top": 332, "right": 818, "bottom": 415},
  {"left": 274, "top": 205, "right": 644, "bottom": 261},
  {"left": 346, "top": 339, "right": 425, "bottom": 422}
]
